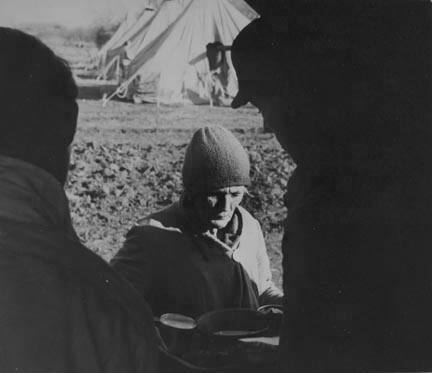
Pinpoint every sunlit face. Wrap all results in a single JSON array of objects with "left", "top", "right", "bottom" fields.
[{"left": 192, "top": 186, "right": 246, "bottom": 230}]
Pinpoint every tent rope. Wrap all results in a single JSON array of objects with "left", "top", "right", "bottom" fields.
[{"left": 101, "top": 66, "right": 142, "bottom": 106}]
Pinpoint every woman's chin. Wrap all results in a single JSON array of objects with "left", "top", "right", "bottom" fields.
[{"left": 209, "top": 217, "right": 231, "bottom": 229}]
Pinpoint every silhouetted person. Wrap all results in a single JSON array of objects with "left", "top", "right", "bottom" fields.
[
  {"left": 231, "top": 1, "right": 432, "bottom": 372},
  {"left": 0, "top": 28, "right": 158, "bottom": 373}
]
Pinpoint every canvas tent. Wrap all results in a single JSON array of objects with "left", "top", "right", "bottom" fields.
[
  {"left": 98, "top": 0, "right": 188, "bottom": 80},
  {"left": 104, "top": 0, "right": 258, "bottom": 105}
]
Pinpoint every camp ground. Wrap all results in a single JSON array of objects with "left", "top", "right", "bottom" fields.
[{"left": 4, "top": 1, "right": 429, "bottom": 371}]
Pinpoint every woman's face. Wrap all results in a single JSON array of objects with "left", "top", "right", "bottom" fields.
[{"left": 192, "top": 186, "right": 246, "bottom": 230}]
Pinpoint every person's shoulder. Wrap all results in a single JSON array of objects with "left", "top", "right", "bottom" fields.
[
  {"left": 0, "top": 228, "right": 119, "bottom": 302},
  {"left": 135, "top": 202, "right": 182, "bottom": 230},
  {"left": 124, "top": 202, "right": 185, "bottom": 248}
]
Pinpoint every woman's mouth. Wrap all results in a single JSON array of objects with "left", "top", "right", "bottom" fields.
[{"left": 213, "top": 213, "right": 230, "bottom": 220}]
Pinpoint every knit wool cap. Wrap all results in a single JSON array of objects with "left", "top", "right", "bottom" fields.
[{"left": 182, "top": 126, "right": 250, "bottom": 194}]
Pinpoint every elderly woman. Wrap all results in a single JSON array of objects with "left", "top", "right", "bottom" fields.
[{"left": 111, "top": 126, "right": 282, "bottom": 318}]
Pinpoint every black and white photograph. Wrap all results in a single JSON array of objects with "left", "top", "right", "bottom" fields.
[{"left": 0, "top": 0, "right": 431, "bottom": 372}]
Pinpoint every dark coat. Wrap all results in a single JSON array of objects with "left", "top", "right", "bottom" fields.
[
  {"left": 0, "top": 155, "right": 159, "bottom": 373},
  {"left": 266, "top": 3, "right": 432, "bottom": 372},
  {"left": 111, "top": 202, "right": 282, "bottom": 319}
]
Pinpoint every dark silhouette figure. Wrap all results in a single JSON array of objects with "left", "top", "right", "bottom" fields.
[
  {"left": 231, "top": 2, "right": 432, "bottom": 371},
  {"left": 0, "top": 28, "right": 158, "bottom": 373}
]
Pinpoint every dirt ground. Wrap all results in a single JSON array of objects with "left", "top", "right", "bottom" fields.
[{"left": 69, "top": 99, "right": 296, "bottom": 288}]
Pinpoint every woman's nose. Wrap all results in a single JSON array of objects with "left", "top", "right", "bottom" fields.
[{"left": 220, "top": 195, "right": 231, "bottom": 212}]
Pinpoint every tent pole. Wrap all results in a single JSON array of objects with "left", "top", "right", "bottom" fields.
[{"left": 97, "top": 55, "right": 120, "bottom": 81}]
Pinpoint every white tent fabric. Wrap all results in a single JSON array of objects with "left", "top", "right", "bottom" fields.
[
  {"left": 121, "top": 0, "right": 258, "bottom": 105},
  {"left": 98, "top": 0, "right": 188, "bottom": 72},
  {"left": 125, "top": 0, "right": 190, "bottom": 61},
  {"left": 98, "top": 7, "right": 157, "bottom": 67}
]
